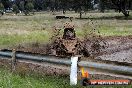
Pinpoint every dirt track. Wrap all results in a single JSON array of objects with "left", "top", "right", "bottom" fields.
[
  {"left": 95, "top": 36, "right": 132, "bottom": 63},
  {"left": 8, "top": 35, "right": 132, "bottom": 63}
]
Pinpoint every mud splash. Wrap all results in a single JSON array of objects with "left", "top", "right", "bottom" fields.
[{"left": 7, "top": 35, "right": 132, "bottom": 63}]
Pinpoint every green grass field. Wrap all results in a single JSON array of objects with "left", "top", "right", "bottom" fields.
[
  {"left": 0, "top": 68, "right": 132, "bottom": 88},
  {"left": 0, "top": 68, "right": 71, "bottom": 88}
]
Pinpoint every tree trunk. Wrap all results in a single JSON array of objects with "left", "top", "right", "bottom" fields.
[
  {"left": 121, "top": 9, "right": 129, "bottom": 17},
  {"left": 111, "top": 0, "right": 130, "bottom": 17},
  {"left": 80, "top": 12, "right": 82, "bottom": 19}
]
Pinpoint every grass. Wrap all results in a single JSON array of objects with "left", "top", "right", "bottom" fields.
[
  {"left": 0, "top": 12, "right": 132, "bottom": 48},
  {"left": 99, "top": 26, "right": 132, "bottom": 36},
  {"left": 0, "top": 30, "right": 51, "bottom": 48},
  {"left": 0, "top": 68, "right": 71, "bottom": 88},
  {"left": 0, "top": 68, "right": 132, "bottom": 88}
]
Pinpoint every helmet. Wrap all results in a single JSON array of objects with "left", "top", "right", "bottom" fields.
[{"left": 64, "top": 22, "right": 74, "bottom": 29}]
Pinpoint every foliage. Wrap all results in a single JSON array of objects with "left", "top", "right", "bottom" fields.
[
  {"left": 0, "top": 0, "right": 131, "bottom": 17},
  {"left": 12, "top": 4, "right": 19, "bottom": 15},
  {"left": 1, "top": 0, "right": 10, "bottom": 9},
  {"left": 25, "top": 2, "right": 34, "bottom": 15},
  {"left": 0, "top": 2, "right": 4, "bottom": 11},
  {"left": 25, "top": 2, "right": 34, "bottom": 12},
  {"left": 0, "top": 2, "right": 4, "bottom": 16},
  {"left": 19, "top": 1, "right": 25, "bottom": 12}
]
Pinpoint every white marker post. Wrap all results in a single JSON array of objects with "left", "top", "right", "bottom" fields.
[{"left": 70, "top": 57, "right": 78, "bottom": 85}]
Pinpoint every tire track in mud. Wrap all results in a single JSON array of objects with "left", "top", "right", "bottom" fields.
[
  {"left": 96, "top": 49, "right": 132, "bottom": 64},
  {"left": 94, "top": 36, "right": 132, "bottom": 63}
]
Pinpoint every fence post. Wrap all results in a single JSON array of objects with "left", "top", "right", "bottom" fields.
[
  {"left": 70, "top": 57, "right": 78, "bottom": 85},
  {"left": 11, "top": 49, "right": 16, "bottom": 72}
]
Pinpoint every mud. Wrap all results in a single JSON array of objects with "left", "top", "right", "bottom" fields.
[
  {"left": 96, "top": 49, "right": 132, "bottom": 63},
  {"left": 10, "top": 43, "right": 50, "bottom": 54},
  {"left": 1, "top": 35, "right": 132, "bottom": 80},
  {"left": 0, "top": 58, "right": 129, "bottom": 80},
  {"left": 5, "top": 36, "right": 131, "bottom": 63},
  {"left": 0, "top": 58, "right": 70, "bottom": 76},
  {"left": 94, "top": 36, "right": 132, "bottom": 63}
]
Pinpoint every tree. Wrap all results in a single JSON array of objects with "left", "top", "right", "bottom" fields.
[
  {"left": 19, "top": 1, "right": 25, "bottom": 12},
  {"left": 25, "top": 1, "right": 34, "bottom": 15},
  {"left": 12, "top": 4, "right": 19, "bottom": 15},
  {"left": 1, "top": 0, "right": 11, "bottom": 10},
  {"left": 0, "top": 2, "right": 4, "bottom": 10},
  {"left": 99, "top": 0, "right": 105, "bottom": 12},
  {"left": 34, "top": 0, "right": 43, "bottom": 11},
  {"left": 110, "top": 0, "right": 130, "bottom": 17},
  {"left": 0, "top": 2, "right": 4, "bottom": 16}
]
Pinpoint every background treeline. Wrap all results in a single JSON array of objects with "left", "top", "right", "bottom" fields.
[{"left": 0, "top": 0, "right": 132, "bottom": 16}]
